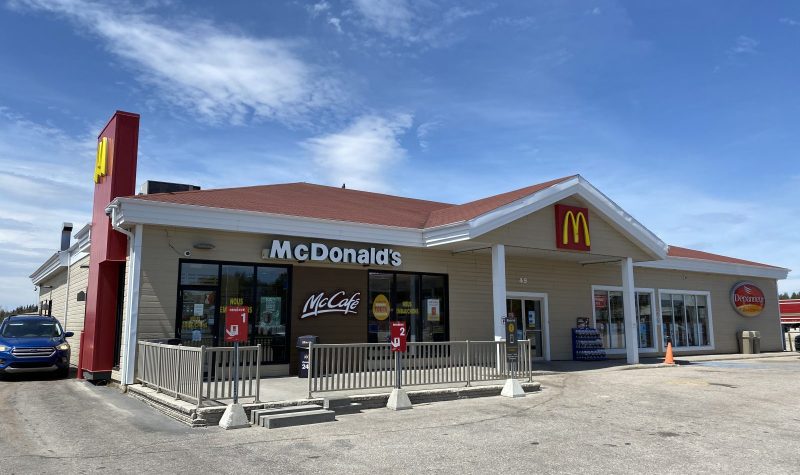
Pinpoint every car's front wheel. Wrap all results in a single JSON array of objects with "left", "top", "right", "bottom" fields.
[{"left": 56, "top": 367, "right": 70, "bottom": 379}]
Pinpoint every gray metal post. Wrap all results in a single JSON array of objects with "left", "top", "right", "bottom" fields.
[
  {"left": 255, "top": 344, "right": 261, "bottom": 403},
  {"left": 307, "top": 343, "right": 313, "bottom": 399},
  {"left": 233, "top": 342, "right": 239, "bottom": 404},
  {"left": 394, "top": 351, "right": 401, "bottom": 389},
  {"left": 465, "top": 340, "right": 471, "bottom": 387}
]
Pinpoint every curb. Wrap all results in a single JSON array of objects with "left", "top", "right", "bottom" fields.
[{"left": 126, "top": 381, "right": 542, "bottom": 427}]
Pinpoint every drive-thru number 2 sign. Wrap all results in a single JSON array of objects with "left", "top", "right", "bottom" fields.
[
  {"left": 225, "top": 306, "right": 249, "bottom": 343},
  {"left": 390, "top": 321, "right": 407, "bottom": 353}
]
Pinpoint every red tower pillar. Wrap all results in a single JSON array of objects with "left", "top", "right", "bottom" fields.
[{"left": 79, "top": 111, "right": 139, "bottom": 381}]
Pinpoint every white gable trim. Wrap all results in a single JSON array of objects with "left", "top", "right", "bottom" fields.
[
  {"left": 111, "top": 198, "right": 426, "bottom": 248},
  {"left": 423, "top": 176, "right": 669, "bottom": 260}
]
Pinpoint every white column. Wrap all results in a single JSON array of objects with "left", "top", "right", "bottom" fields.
[
  {"left": 621, "top": 257, "right": 639, "bottom": 364},
  {"left": 121, "top": 224, "right": 143, "bottom": 386},
  {"left": 491, "top": 244, "right": 507, "bottom": 341}
]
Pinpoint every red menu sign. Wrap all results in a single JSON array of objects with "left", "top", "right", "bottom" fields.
[
  {"left": 224, "top": 305, "right": 249, "bottom": 343},
  {"left": 390, "top": 321, "right": 407, "bottom": 353}
]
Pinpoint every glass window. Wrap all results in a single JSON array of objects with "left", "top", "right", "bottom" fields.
[
  {"left": 594, "top": 289, "right": 655, "bottom": 350},
  {"left": 421, "top": 275, "right": 447, "bottom": 342},
  {"left": 637, "top": 293, "right": 653, "bottom": 349},
  {"left": 368, "top": 273, "right": 393, "bottom": 343},
  {"left": 254, "top": 267, "right": 290, "bottom": 363},
  {"left": 180, "top": 263, "right": 219, "bottom": 286},
  {"left": 179, "top": 289, "right": 216, "bottom": 346},
  {"left": 661, "top": 292, "right": 711, "bottom": 348},
  {"left": 395, "top": 274, "right": 421, "bottom": 343},
  {"left": 176, "top": 260, "right": 291, "bottom": 364},
  {"left": 220, "top": 265, "right": 255, "bottom": 347},
  {"left": 368, "top": 272, "right": 448, "bottom": 343},
  {"left": 608, "top": 291, "right": 625, "bottom": 349},
  {"left": 697, "top": 295, "right": 710, "bottom": 346},
  {"left": 661, "top": 293, "right": 674, "bottom": 346},
  {"left": 594, "top": 290, "right": 612, "bottom": 348}
]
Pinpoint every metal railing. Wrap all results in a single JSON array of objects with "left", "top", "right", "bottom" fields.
[
  {"left": 308, "top": 340, "right": 533, "bottom": 397},
  {"left": 136, "top": 341, "right": 261, "bottom": 408}
]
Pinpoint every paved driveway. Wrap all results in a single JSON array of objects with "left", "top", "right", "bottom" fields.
[{"left": 2, "top": 356, "right": 799, "bottom": 474}]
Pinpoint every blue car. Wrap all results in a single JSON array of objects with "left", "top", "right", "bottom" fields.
[{"left": 0, "top": 314, "right": 73, "bottom": 379}]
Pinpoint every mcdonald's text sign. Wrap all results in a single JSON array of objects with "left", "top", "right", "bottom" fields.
[{"left": 555, "top": 204, "right": 591, "bottom": 251}]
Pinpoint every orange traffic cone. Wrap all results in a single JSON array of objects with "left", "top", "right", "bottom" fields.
[{"left": 664, "top": 341, "right": 675, "bottom": 365}]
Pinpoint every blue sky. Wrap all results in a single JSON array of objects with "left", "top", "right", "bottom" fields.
[{"left": 0, "top": 0, "right": 798, "bottom": 309}]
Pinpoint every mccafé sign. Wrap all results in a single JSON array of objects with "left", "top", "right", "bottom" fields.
[
  {"left": 555, "top": 204, "right": 591, "bottom": 251},
  {"left": 301, "top": 291, "right": 361, "bottom": 319},
  {"left": 731, "top": 282, "right": 766, "bottom": 317},
  {"left": 265, "top": 240, "right": 402, "bottom": 267}
]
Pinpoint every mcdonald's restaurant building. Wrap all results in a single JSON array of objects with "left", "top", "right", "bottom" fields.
[{"left": 30, "top": 111, "right": 790, "bottom": 384}]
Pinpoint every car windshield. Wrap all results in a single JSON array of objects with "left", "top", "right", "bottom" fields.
[{"left": 1, "top": 320, "right": 63, "bottom": 338}]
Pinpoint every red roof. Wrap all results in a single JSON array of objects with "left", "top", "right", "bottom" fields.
[
  {"left": 667, "top": 245, "right": 781, "bottom": 269},
  {"left": 131, "top": 182, "right": 452, "bottom": 229},
  {"left": 129, "top": 178, "right": 783, "bottom": 270},
  {"left": 425, "top": 176, "right": 576, "bottom": 228}
]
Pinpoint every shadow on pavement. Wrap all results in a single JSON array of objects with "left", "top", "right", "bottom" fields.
[{"left": 0, "top": 366, "right": 78, "bottom": 382}]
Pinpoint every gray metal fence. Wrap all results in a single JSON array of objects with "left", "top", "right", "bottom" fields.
[
  {"left": 308, "top": 340, "right": 533, "bottom": 397},
  {"left": 136, "top": 341, "right": 261, "bottom": 408}
]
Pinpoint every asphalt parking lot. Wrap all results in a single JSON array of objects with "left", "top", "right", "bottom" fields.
[{"left": 2, "top": 356, "right": 799, "bottom": 474}]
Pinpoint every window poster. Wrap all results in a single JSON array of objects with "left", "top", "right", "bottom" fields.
[
  {"left": 258, "top": 296, "right": 283, "bottom": 335},
  {"left": 527, "top": 310, "right": 536, "bottom": 327},
  {"left": 193, "top": 303, "right": 204, "bottom": 317},
  {"left": 426, "top": 299, "right": 440, "bottom": 322}
]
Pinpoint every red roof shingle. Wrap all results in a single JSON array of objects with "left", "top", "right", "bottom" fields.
[
  {"left": 128, "top": 178, "right": 782, "bottom": 270},
  {"left": 424, "top": 175, "right": 577, "bottom": 228},
  {"left": 131, "top": 182, "right": 452, "bottom": 229},
  {"left": 667, "top": 245, "right": 781, "bottom": 269}
]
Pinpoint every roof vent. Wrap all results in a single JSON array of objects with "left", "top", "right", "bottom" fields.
[{"left": 139, "top": 180, "right": 201, "bottom": 195}]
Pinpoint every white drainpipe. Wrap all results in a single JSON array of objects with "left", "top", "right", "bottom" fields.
[{"left": 107, "top": 203, "right": 143, "bottom": 386}]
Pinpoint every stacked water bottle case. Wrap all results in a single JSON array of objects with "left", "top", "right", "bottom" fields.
[{"left": 571, "top": 328, "right": 607, "bottom": 361}]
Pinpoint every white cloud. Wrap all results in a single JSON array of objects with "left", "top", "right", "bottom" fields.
[
  {"left": 601, "top": 176, "right": 800, "bottom": 294},
  {"left": 0, "top": 109, "right": 95, "bottom": 309},
  {"left": 12, "top": 0, "right": 343, "bottom": 125},
  {"left": 491, "top": 16, "right": 537, "bottom": 29},
  {"left": 302, "top": 113, "right": 413, "bottom": 191},
  {"left": 309, "top": 1, "right": 330, "bottom": 17},
  {"left": 352, "top": 0, "right": 414, "bottom": 39},
  {"left": 347, "top": 0, "right": 490, "bottom": 47},
  {"left": 779, "top": 17, "right": 800, "bottom": 27},
  {"left": 415, "top": 119, "right": 441, "bottom": 150},
  {"left": 729, "top": 35, "right": 759, "bottom": 55},
  {"left": 329, "top": 17, "right": 343, "bottom": 34}
]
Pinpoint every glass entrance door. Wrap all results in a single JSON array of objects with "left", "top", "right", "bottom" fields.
[
  {"left": 179, "top": 289, "right": 216, "bottom": 346},
  {"left": 506, "top": 297, "right": 546, "bottom": 359}
]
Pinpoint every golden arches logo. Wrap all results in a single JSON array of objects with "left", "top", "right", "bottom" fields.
[
  {"left": 94, "top": 137, "right": 110, "bottom": 184},
  {"left": 562, "top": 210, "right": 591, "bottom": 246}
]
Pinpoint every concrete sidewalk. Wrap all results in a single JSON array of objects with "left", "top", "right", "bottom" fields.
[
  {"left": 528, "top": 351, "right": 799, "bottom": 374},
  {"left": 124, "top": 350, "right": 798, "bottom": 426}
]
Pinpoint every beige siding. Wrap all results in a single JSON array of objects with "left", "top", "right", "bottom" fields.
[
  {"left": 504, "top": 256, "right": 782, "bottom": 360},
  {"left": 634, "top": 268, "right": 781, "bottom": 355},
  {"left": 135, "top": 226, "right": 494, "bottom": 347},
  {"left": 129, "top": 224, "right": 782, "bottom": 372},
  {"left": 37, "top": 255, "right": 89, "bottom": 366},
  {"left": 481, "top": 197, "right": 653, "bottom": 261}
]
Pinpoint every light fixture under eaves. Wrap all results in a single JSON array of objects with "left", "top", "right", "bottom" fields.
[{"left": 193, "top": 242, "right": 215, "bottom": 250}]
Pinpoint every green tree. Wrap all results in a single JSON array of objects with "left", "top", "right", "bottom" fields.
[
  {"left": 779, "top": 292, "right": 790, "bottom": 299},
  {"left": 0, "top": 304, "right": 39, "bottom": 322}
]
